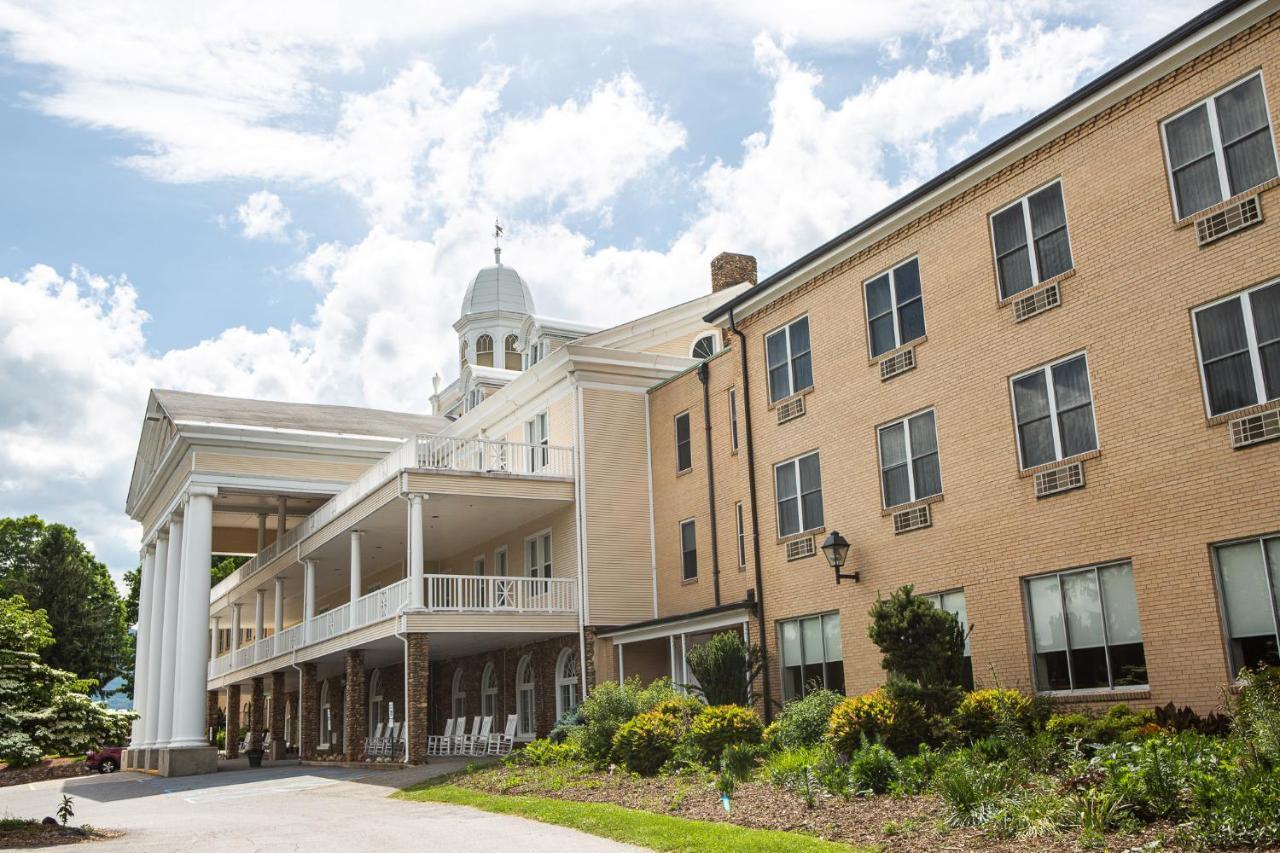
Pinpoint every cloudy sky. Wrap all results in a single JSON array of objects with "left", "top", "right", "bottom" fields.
[{"left": 0, "top": 1, "right": 1214, "bottom": 585}]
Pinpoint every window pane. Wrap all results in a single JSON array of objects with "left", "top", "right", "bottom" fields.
[
  {"left": 883, "top": 464, "right": 910, "bottom": 507},
  {"left": 897, "top": 299, "right": 925, "bottom": 345},
  {"left": 798, "top": 454, "right": 822, "bottom": 494},
  {"left": 681, "top": 521, "right": 696, "bottom": 552},
  {"left": 822, "top": 613, "right": 843, "bottom": 662},
  {"left": 912, "top": 454, "right": 942, "bottom": 499},
  {"left": 1218, "top": 541, "right": 1276, "bottom": 639},
  {"left": 769, "top": 364, "right": 790, "bottom": 402},
  {"left": 766, "top": 330, "right": 788, "bottom": 369},
  {"left": 992, "top": 204, "right": 1028, "bottom": 256},
  {"left": 801, "top": 491, "right": 824, "bottom": 530},
  {"left": 1029, "top": 183, "right": 1067, "bottom": 238},
  {"left": 1035, "top": 228, "right": 1073, "bottom": 281},
  {"left": 780, "top": 620, "right": 801, "bottom": 667},
  {"left": 789, "top": 318, "right": 810, "bottom": 356},
  {"left": 1020, "top": 418, "right": 1056, "bottom": 468},
  {"left": 778, "top": 497, "right": 800, "bottom": 538},
  {"left": 1224, "top": 130, "right": 1279, "bottom": 196},
  {"left": 1028, "top": 576, "right": 1066, "bottom": 652},
  {"left": 1013, "top": 372, "right": 1050, "bottom": 424},
  {"left": 909, "top": 411, "right": 937, "bottom": 455},
  {"left": 1051, "top": 356, "right": 1092, "bottom": 410},
  {"left": 865, "top": 275, "right": 891, "bottom": 318},
  {"left": 1173, "top": 158, "right": 1224, "bottom": 217},
  {"left": 802, "top": 617, "right": 824, "bottom": 665},
  {"left": 1098, "top": 564, "right": 1142, "bottom": 645},
  {"left": 1216, "top": 76, "right": 1270, "bottom": 143},
  {"left": 939, "top": 591, "right": 969, "bottom": 655},
  {"left": 1058, "top": 404, "right": 1097, "bottom": 458},
  {"left": 792, "top": 351, "right": 813, "bottom": 392},
  {"left": 675, "top": 413, "right": 689, "bottom": 443},
  {"left": 1166, "top": 104, "right": 1215, "bottom": 168},
  {"left": 1264, "top": 342, "right": 1280, "bottom": 405},
  {"left": 1253, "top": 282, "right": 1280, "bottom": 344},
  {"left": 998, "top": 247, "right": 1034, "bottom": 297},
  {"left": 1062, "top": 570, "right": 1106, "bottom": 650},
  {"left": 879, "top": 423, "right": 906, "bottom": 467},
  {"left": 775, "top": 462, "right": 798, "bottom": 500},
  {"left": 1197, "top": 297, "right": 1251, "bottom": 361},
  {"left": 894, "top": 260, "right": 921, "bottom": 302},
  {"left": 870, "top": 314, "right": 896, "bottom": 357},
  {"left": 1204, "top": 353, "right": 1259, "bottom": 415}
]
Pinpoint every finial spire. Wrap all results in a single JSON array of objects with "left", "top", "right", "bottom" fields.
[{"left": 493, "top": 218, "right": 504, "bottom": 265}]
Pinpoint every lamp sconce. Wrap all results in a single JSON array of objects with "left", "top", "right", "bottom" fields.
[{"left": 820, "top": 530, "right": 859, "bottom": 584}]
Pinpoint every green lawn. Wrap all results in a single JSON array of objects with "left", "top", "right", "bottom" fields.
[{"left": 396, "top": 783, "right": 857, "bottom": 852}]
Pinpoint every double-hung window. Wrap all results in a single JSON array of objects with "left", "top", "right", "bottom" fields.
[
  {"left": 1025, "top": 561, "right": 1147, "bottom": 692},
  {"left": 1010, "top": 353, "right": 1097, "bottom": 469},
  {"left": 679, "top": 519, "right": 697, "bottom": 581},
  {"left": 735, "top": 501, "right": 747, "bottom": 570},
  {"left": 778, "top": 612, "right": 844, "bottom": 701},
  {"left": 864, "top": 257, "right": 926, "bottom": 358},
  {"left": 526, "top": 531, "right": 552, "bottom": 579},
  {"left": 1192, "top": 279, "right": 1280, "bottom": 417},
  {"left": 727, "top": 388, "right": 740, "bottom": 452},
  {"left": 765, "top": 317, "right": 813, "bottom": 403},
  {"left": 877, "top": 409, "right": 941, "bottom": 508},
  {"left": 923, "top": 589, "right": 972, "bottom": 689},
  {"left": 774, "top": 452, "right": 823, "bottom": 538},
  {"left": 674, "top": 411, "right": 692, "bottom": 472},
  {"left": 990, "top": 180, "right": 1073, "bottom": 299},
  {"left": 1162, "top": 73, "right": 1279, "bottom": 219},
  {"left": 1215, "top": 535, "right": 1280, "bottom": 673},
  {"left": 524, "top": 412, "right": 549, "bottom": 472}
]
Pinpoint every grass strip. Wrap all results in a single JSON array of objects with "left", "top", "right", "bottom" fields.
[{"left": 396, "top": 782, "right": 856, "bottom": 852}]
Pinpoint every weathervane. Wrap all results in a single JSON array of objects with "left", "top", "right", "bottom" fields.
[{"left": 493, "top": 218, "right": 503, "bottom": 265}]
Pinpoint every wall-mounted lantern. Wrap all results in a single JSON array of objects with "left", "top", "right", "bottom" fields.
[{"left": 820, "top": 530, "right": 858, "bottom": 584}]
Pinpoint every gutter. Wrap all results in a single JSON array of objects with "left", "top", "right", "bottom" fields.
[
  {"left": 697, "top": 362, "right": 722, "bottom": 607},
  {"left": 729, "top": 307, "right": 773, "bottom": 723}
]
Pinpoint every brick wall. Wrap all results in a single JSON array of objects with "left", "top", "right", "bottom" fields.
[
  {"left": 300, "top": 663, "right": 318, "bottom": 760},
  {"left": 343, "top": 651, "right": 367, "bottom": 761},
  {"left": 270, "top": 672, "right": 286, "bottom": 759},
  {"left": 406, "top": 634, "right": 430, "bottom": 763},
  {"left": 249, "top": 677, "right": 265, "bottom": 751},
  {"left": 225, "top": 684, "right": 241, "bottom": 758}
]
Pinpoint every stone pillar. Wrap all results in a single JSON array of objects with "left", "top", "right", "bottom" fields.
[
  {"left": 254, "top": 589, "right": 265, "bottom": 645},
  {"left": 300, "top": 662, "right": 319, "bottom": 761},
  {"left": 405, "top": 634, "right": 430, "bottom": 764},
  {"left": 582, "top": 626, "right": 598, "bottom": 692},
  {"left": 225, "top": 684, "right": 241, "bottom": 759},
  {"left": 143, "top": 530, "right": 169, "bottom": 749},
  {"left": 170, "top": 484, "right": 216, "bottom": 751},
  {"left": 155, "top": 516, "right": 184, "bottom": 748},
  {"left": 350, "top": 530, "right": 363, "bottom": 604},
  {"left": 270, "top": 671, "right": 286, "bottom": 760},
  {"left": 249, "top": 677, "right": 265, "bottom": 752},
  {"left": 256, "top": 513, "right": 267, "bottom": 552},
  {"left": 277, "top": 496, "right": 287, "bottom": 539},
  {"left": 344, "top": 650, "right": 367, "bottom": 762},
  {"left": 408, "top": 496, "right": 425, "bottom": 609},
  {"left": 206, "top": 690, "right": 219, "bottom": 745},
  {"left": 130, "top": 543, "right": 156, "bottom": 751}
]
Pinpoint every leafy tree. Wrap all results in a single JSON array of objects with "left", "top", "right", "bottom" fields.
[
  {"left": 0, "top": 516, "right": 128, "bottom": 697},
  {"left": 684, "top": 631, "right": 762, "bottom": 707},
  {"left": 211, "top": 555, "right": 250, "bottom": 586},
  {"left": 0, "top": 595, "right": 54, "bottom": 654},
  {"left": 867, "top": 585, "right": 967, "bottom": 717}
]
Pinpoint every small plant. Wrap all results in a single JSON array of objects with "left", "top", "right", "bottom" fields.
[
  {"left": 56, "top": 795, "right": 74, "bottom": 828},
  {"left": 934, "top": 750, "right": 1021, "bottom": 826},
  {"left": 573, "top": 676, "right": 679, "bottom": 764},
  {"left": 848, "top": 741, "right": 899, "bottom": 795},
  {"left": 892, "top": 744, "right": 945, "bottom": 795},
  {"left": 951, "top": 688, "right": 1035, "bottom": 741},
  {"left": 1153, "top": 701, "right": 1231, "bottom": 736},
  {"left": 1077, "top": 786, "right": 1129, "bottom": 844},
  {"left": 611, "top": 710, "right": 682, "bottom": 775},
  {"left": 1233, "top": 665, "right": 1280, "bottom": 765},
  {"left": 518, "top": 737, "right": 584, "bottom": 767},
  {"left": 683, "top": 631, "right": 762, "bottom": 706},
  {"left": 773, "top": 689, "right": 844, "bottom": 749},
  {"left": 687, "top": 704, "right": 762, "bottom": 764}
]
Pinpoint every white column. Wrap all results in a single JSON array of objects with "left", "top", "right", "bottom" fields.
[
  {"left": 350, "top": 530, "right": 363, "bottom": 604},
  {"left": 273, "top": 577, "right": 285, "bottom": 640},
  {"left": 303, "top": 559, "right": 316, "bottom": 639},
  {"left": 170, "top": 484, "right": 216, "bottom": 749},
  {"left": 276, "top": 496, "right": 287, "bottom": 539},
  {"left": 254, "top": 589, "right": 265, "bottom": 645},
  {"left": 408, "top": 495, "right": 424, "bottom": 609},
  {"left": 142, "top": 530, "right": 169, "bottom": 747},
  {"left": 130, "top": 543, "right": 156, "bottom": 747},
  {"left": 231, "top": 604, "right": 243, "bottom": 651},
  {"left": 211, "top": 616, "right": 221, "bottom": 657},
  {"left": 155, "top": 516, "right": 184, "bottom": 747},
  {"left": 256, "top": 513, "right": 267, "bottom": 552}
]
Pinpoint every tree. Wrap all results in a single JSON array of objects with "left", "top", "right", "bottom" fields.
[
  {"left": 684, "top": 631, "right": 763, "bottom": 707},
  {"left": 211, "top": 555, "right": 250, "bottom": 586},
  {"left": 867, "top": 585, "right": 967, "bottom": 717},
  {"left": 0, "top": 516, "right": 129, "bottom": 697}
]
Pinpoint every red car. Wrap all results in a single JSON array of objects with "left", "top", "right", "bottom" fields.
[{"left": 85, "top": 746, "right": 124, "bottom": 774}]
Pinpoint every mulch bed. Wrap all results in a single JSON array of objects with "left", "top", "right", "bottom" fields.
[
  {"left": 0, "top": 759, "right": 90, "bottom": 789},
  {"left": 454, "top": 764, "right": 1177, "bottom": 851},
  {"left": 0, "top": 821, "right": 121, "bottom": 849}
]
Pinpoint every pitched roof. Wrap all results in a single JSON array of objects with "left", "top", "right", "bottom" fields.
[{"left": 152, "top": 389, "right": 447, "bottom": 439}]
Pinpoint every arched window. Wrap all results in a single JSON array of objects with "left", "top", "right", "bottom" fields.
[
  {"left": 515, "top": 654, "right": 535, "bottom": 738},
  {"left": 481, "top": 662, "right": 498, "bottom": 719},
  {"left": 319, "top": 681, "right": 332, "bottom": 749},
  {"left": 475, "top": 334, "right": 494, "bottom": 367},
  {"left": 504, "top": 334, "right": 521, "bottom": 371},
  {"left": 284, "top": 698, "right": 294, "bottom": 747},
  {"left": 691, "top": 334, "right": 718, "bottom": 360},
  {"left": 369, "top": 669, "right": 385, "bottom": 738},
  {"left": 451, "top": 667, "right": 466, "bottom": 719},
  {"left": 555, "top": 647, "right": 580, "bottom": 720}
]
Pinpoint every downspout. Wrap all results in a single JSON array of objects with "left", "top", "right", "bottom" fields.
[
  {"left": 289, "top": 657, "right": 305, "bottom": 760},
  {"left": 729, "top": 306, "right": 773, "bottom": 723},
  {"left": 697, "top": 361, "right": 722, "bottom": 607}
]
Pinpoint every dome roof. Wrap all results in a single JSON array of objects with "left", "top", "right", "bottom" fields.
[{"left": 460, "top": 263, "right": 536, "bottom": 317}]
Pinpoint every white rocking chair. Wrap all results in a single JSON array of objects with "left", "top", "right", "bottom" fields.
[
  {"left": 454, "top": 717, "right": 478, "bottom": 754},
  {"left": 427, "top": 718, "right": 456, "bottom": 756},
  {"left": 465, "top": 716, "right": 493, "bottom": 756},
  {"left": 487, "top": 715, "right": 518, "bottom": 756}
]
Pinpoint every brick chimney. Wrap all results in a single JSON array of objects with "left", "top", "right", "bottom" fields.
[{"left": 710, "top": 252, "right": 757, "bottom": 293}]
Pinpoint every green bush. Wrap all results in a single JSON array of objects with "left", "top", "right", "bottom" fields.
[
  {"left": 848, "top": 741, "right": 898, "bottom": 794},
  {"left": 518, "top": 737, "right": 585, "bottom": 767},
  {"left": 868, "top": 586, "right": 967, "bottom": 718},
  {"left": 611, "top": 710, "right": 682, "bottom": 775},
  {"left": 686, "top": 704, "right": 762, "bottom": 765},
  {"left": 1233, "top": 664, "right": 1280, "bottom": 764},
  {"left": 651, "top": 696, "right": 705, "bottom": 723},
  {"left": 1044, "top": 704, "right": 1153, "bottom": 751},
  {"left": 684, "top": 631, "right": 762, "bottom": 706},
  {"left": 773, "top": 689, "right": 844, "bottom": 749},
  {"left": 1095, "top": 731, "right": 1236, "bottom": 822},
  {"left": 935, "top": 751, "right": 1023, "bottom": 826},
  {"left": 572, "top": 677, "right": 679, "bottom": 764},
  {"left": 1184, "top": 758, "right": 1280, "bottom": 848},
  {"left": 826, "top": 689, "right": 895, "bottom": 755},
  {"left": 951, "top": 688, "right": 1036, "bottom": 741}
]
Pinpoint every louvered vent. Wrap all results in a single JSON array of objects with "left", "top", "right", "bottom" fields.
[
  {"left": 1034, "top": 461, "right": 1085, "bottom": 498},
  {"left": 1195, "top": 195, "right": 1262, "bottom": 245},
  {"left": 785, "top": 536, "right": 815, "bottom": 561},
  {"left": 892, "top": 504, "right": 932, "bottom": 534},
  {"left": 879, "top": 347, "right": 916, "bottom": 381},
  {"left": 1013, "top": 282, "right": 1062, "bottom": 322},
  {"left": 777, "top": 396, "right": 806, "bottom": 424},
  {"left": 1230, "top": 409, "right": 1280, "bottom": 449}
]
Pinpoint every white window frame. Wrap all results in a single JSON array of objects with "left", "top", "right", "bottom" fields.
[
  {"left": 674, "top": 410, "right": 692, "bottom": 473},
  {"left": 494, "top": 545, "right": 509, "bottom": 577},
  {"left": 475, "top": 333, "right": 494, "bottom": 366},
  {"left": 1008, "top": 351, "right": 1099, "bottom": 470},
  {"left": 727, "top": 387, "right": 739, "bottom": 453},
  {"left": 451, "top": 667, "right": 466, "bottom": 720},
  {"left": 319, "top": 681, "right": 332, "bottom": 749},
  {"left": 777, "top": 611, "right": 844, "bottom": 702},
  {"left": 923, "top": 589, "right": 970, "bottom": 655},
  {"left": 515, "top": 654, "right": 536, "bottom": 739},
  {"left": 481, "top": 662, "right": 498, "bottom": 718},
  {"left": 524, "top": 411, "right": 549, "bottom": 471},
  {"left": 1160, "top": 71, "right": 1280, "bottom": 220},
  {"left": 525, "top": 529, "right": 552, "bottom": 579},
  {"left": 765, "top": 315, "right": 813, "bottom": 403},
  {"left": 555, "top": 647, "right": 580, "bottom": 719},
  {"left": 863, "top": 255, "right": 926, "bottom": 359},
  {"left": 773, "top": 451, "right": 824, "bottom": 538},
  {"left": 1212, "top": 533, "right": 1280, "bottom": 676},
  {"left": 989, "top": 178, "right": 1074, "bottom": 300},
  {"left": 690, "top": 333, "right": 718, "bottom": 359},
  {"left": 679, "top": 518, "right": 698, "bottom": 581},
  {"left": 368, "top": 669, "right": 385, "bottom": 738},
  {"left": 735, "top": 501, "right": 747, "bottom": 570},
  {"left": 876, "top": 407, "right": 942, "bottom": 508},
  {"left": 1191, "top": 278, "right": 1279, "bottom": 418}
]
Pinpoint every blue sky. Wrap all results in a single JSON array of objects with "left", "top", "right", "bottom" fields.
[{"left": 0, "top": 1, "right": 1214, "bottom": 582}]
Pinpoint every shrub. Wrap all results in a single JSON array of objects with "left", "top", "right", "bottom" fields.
[
  {"left": 951, "top": 688, "right": 1035, "bottom": 741},
  {"left": 1233, "top": 665, "right": 1280, "bottom": 765},
  {"left": 892, "top": 744, "right": 946, "bottom": 795},
  {"left": 572, "top": 676, "right": 678, "bottom": 764},
  {"left": 762, "top": 744, "right": 830, "bottom": 789},
  {"left": 611, "top": 710, "right": 682, "bottom": 775},
  {"left": 773, "top": 689, "right": 844, "bottom": 749},
  {"left": 518, "top": 737, "right": 584, "bottom": 767},
  {"left": 849, "top": 741, "right": 899, "bottom": 795},
  {"left": 716, "top": 742, "right": 759, "bottom": 799},
  {"left": 687, "top": 704, "right": 763, "bottom": 764},
  {"left": 827, "top": 689, "right": 896, "bottom": 756},
  {"left": 651, "top": 696, "right": 705, "bottom": 722},
  {"left": 1184, "top": 758, "right": 1280, "bottom": 848},
  {"left": 683, "top": 631, "right": 762, "bottom": 706},
  {"left": 935, "top": 751, "right": 1022, "bottom": 826},
  {"left": 1095, "top": 731, "right": 1236, "bottom": 822},
  {"left": 982, "top": 775, "right": 1075, "bottom": 840},
  {"left": 868, "top": 585, "right": 967, "bottom": 717},
  {"left": 1044, "top": 704, "right": 1153, "bottom": 752},
  {"left": 548, "top": 707, "right": 584, "bottom": 743},
  {"left": 1153, "top": 701, "right": 1231, "bottom": 737}
]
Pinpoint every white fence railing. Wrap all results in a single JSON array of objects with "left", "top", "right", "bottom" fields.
[
  {"left": 414, "top": 435, "right": 574, "bottom": 479},
  {"left": 208, "top": 654, "right": 233, "bottom": 679},
  {"left": 274, "top": 623, "right": 304, "bottom": 657},
  {"left": 233, "top": 645, "right": 254, "bottom": 670},
  {"left": 425, "top": 574, "right": 577, "bottom": 613},
  {"left": 307, "top": 603, "right": 350, "bottom": 646},
  {"left": 355, "top": 578, "right": 411, "bottom": 626}
]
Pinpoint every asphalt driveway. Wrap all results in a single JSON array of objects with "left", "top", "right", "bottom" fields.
[{"left": 0, "top": 761, "right": 642, "bottom": 851}]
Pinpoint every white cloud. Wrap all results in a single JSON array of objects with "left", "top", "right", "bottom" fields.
[{"left": 235, "top": 190, "right": 293, "bottom": 241}]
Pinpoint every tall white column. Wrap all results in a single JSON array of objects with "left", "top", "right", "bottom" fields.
[
  {"left": 408, "top": 495, "right": 425, "bottom": 608},
  {"left": 231, "top": 604, "right": 243, "bottom": 651},
  {"left": 254, "top": 589, "right": 265, "bottom": 644},
  {"left": 130, "top": 543, "right": 156, "bottom": 747},
  {"left": 156, "top": 516, "right": 184, "bottom": 747},
  {"left": 211, "top": 616, "right": 221, "bottom": 657},
  {"left": 303, "top": 559, "right": 316, "bottom": 638},
  {"left": 256, "top": 514, "right": 267, "bottom": 552},
  {"left": 273, "top": 577, "right": 285, "bottom": 639},
  {"left": 276, "top": 496, "right": 287, "bottom": 539},
  {"left": 143, "top": 530, "right": 169, "bottom": 747},
  {"left": 170, "top": 484, "right": 216, "bottom": 749},
  {"left": 350, "top": 530, "right": 363, "bottom": 604}
]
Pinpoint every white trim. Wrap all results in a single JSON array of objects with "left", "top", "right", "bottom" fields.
[
  {"left": 524, "top": 528, "right": 553, "bottom": 579},
  {"left": 1008, "top": 350, "right": 1099, "bottom": 470},
  {"left": 727, "top": 386, "right": 739, "bottom": 453},
  {"left": 480, "top": 661, "right": 498, "bottom": 718},
  {"left": 1191, "top": 276, "right": 1279, "bottom": 418},
  {"left": 678, "top": 517, "right": 698, "bottom": 582},
  {"left": 772, "top": 451, "right": 824, "bottom": 538},
  {"left": 554, "top": 646, "right": 580, "bottom": 719},
  {"left": 988, "top": 177, "right": 1074, "bottom": 300},
  {"left": 644, "top": 392, "right": 658, "bottom": 618},
  {"left": 451, "top": 666, "right": 466, "bottom": 719},
  {"left": 764, "top": 315, "right": 813, "bottom": 404},
  {"left": 689, "top": 333, "right": 719, "bottom": 359},
  {"left": 734, "top": 501, "right": 747, "bottom": 570},
  {"left": 863, "top": 255, "right": 926, "bottom": 359},
  {"left": 876, "top": 407, "right": 943, "bottom": 509},
  {"left": 604, "top": 607, "right": 754, "bottom": 645},
  {"left": 515, "top": 653, "right": 536, "bottom": 738}
]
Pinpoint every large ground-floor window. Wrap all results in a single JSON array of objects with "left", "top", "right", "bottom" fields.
[
  {"left": 1215, "top": 534, "right": 1280, "bottom": 673},
  {"left": 923, "top": 589, "right": 973, "bottom": 690},
  {"left": 778, "top": 612, "right": 844, "bottom": 701},
  {"left": 556, "top": 647, "right": 580, "bottom": 720},
  {"left": 515, "top": 654, "right": 536, "bottom": 738}
]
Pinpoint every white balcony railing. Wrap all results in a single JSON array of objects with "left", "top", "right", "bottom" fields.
[
  {"left": 425, "top": 574, "right": 578, "bottom": 613},
  {"left": 209, "top": 654, "right": 233, "bottom": 679},
  {"left": 355, "top": 578, "right": 412, "bottom": 626},
  {"left": 307, "top": 603, "right": 351, "bottom": 646},
  {"left": 233, "top": 645, "right": 255, "bottom": 670},
  {"left": 274, "top": 623, "right": 304, "bottom": 657}
]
